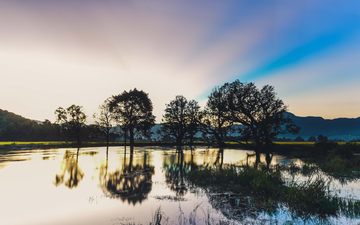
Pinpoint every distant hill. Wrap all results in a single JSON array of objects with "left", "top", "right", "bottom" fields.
[
  {"left": 0, "top": 109, "right": 36, "bottom": 129},
  {"left": 1, "top": 108, "right": 359, "bottom": 142},
  {"left": 282, "top": 112, "right": 360, "bottom": 141},
  {"left": 0, "top": 109, "right": 40, "bottom": 140},
  {"left": 0, "top": 109, "right": 63, "bottom": 141}
]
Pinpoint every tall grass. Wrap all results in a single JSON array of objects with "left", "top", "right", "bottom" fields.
[
  {"left": 148, "top": 203, "right": 231, "bottom": 225},
  {"left": 189, "top": 163, "right": 360, "bottom": 221}
]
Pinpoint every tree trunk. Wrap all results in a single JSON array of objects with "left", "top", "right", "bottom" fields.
[
  {"left": 106, "top": 131, "right": 109, "bottom": 148},
  {"left": 264, "top": 138, "right": 272, "bottom": 153},
  {"left": 190, "top": 135, "right": 194, "bottom": 147},
  {"left": 219, "top": 148, "right": 224, "bottom": 170},
  {"left": 265, "top": 153, "right": 273, "bottom": 170},
  {"left": 128, "top": 151, "right": 133, "bottom": 173},
  {"left": 176, "top": 136, "right": 182, "bottom": 151},
  {"left": 129, "top": 128, "right": 134, "bottom": 154},
  {"left": 124, "top": 127, "right": 127, "bottom": 154},
  {"left": 255, "top": 151, "right": 260, "bottom": 168},
  {"left": 77, "top": 130, "right": 81, "bottom": 146}
]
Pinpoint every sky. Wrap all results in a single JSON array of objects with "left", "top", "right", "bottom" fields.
[{"left": 1, "top": 0, "right": 360, "bottom": 123}]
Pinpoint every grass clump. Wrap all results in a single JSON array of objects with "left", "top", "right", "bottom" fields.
[
  {"left": 189, "top": 163, "right": 360, "bottom": 221},
  {"left": 318, "top": 143, "right": 360, "bottom": 177},
  {"left": 189, "top": 165, "right": 283, "bottom": 197},
  {"left": 273, "top": 142, "right": 360, "bottom": 178},
  {"left": 283, "top": 177, "right": 339, "bottom": 220}
]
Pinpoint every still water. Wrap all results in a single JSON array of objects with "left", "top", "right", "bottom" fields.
[{"left": 0, "top": 146, "right": 360, "bottom": 225}]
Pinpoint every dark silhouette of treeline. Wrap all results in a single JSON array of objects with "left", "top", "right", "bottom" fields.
[
  {"left": 1, "top": 80, "right": 300, "bottom": 153},
  {"left": 49, "top": 80, "right": 300, "bottom": 157},
  {"left": 0, "top": 109, "right": 118, "bottom": 142},
  {"left": 0, "top": 109, "right": 62, "bottom": 141}
]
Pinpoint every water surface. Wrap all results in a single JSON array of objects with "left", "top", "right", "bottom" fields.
[{"left": 1, "top": 146, "right": 360, "bottom": 224}]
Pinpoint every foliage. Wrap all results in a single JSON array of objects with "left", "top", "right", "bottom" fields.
[
  {"left": 319, "top": 143, "right": 360, "bottom": 175},
  {"left": 283, "top": 177, "right": 339, "bottom": 220},
  {"left": 0, "top": 109, "right": 63, "bottom": 141},
  {"left": 200, "top": 84, "right": 233, "bottom": 147},
  {"left": 93, "top": 98, "right": 117, "bottom": 146},
  {"left": 160, "top": 95, "right": 200, "bottom": 147},
  {"left": 308, "top": 136, "right": 317, "bottom": 142},
  {"left": 227, "top": 80, "right": 300, "bottom": 151},
  {"left": 317, "top": 134, "right": 328, "bottom": 142},
  {"left": 109, "top": 88, "right": 155, "bottom": 150},
  {"left": 54, "top": 105, "right": 87, "bottom": 145},
  {"left": 322, "top": 156, "right": 348, "bottom": 173},
  {"left": 189, "top": 163, "right": 360, "bottom": 221},
  {"left": 185, "top": 100, "right": 201, "bottom": 146},
  {"left": 294, "top": 136, "right": 305, "bottom": 142}
]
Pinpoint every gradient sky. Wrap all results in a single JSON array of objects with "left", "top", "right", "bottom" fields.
[{"left": 1, "top": 0, "right": 360, "bottom": 123}]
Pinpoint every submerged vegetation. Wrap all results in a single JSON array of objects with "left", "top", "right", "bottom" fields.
[
  {"left": 188, "top": 162, "right": 360, "bottom": 222},
  {"left": 273, "top": 142, "right": 360, "bottom": 178}
]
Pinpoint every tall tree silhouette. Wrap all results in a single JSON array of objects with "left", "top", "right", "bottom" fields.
[
  {"left": 185, "top": 100, "right": 201, "bottom": 147},
  {"left": 109, "top": 89, "right": 155, "bottom": 153},
  {"left": 93, "top": 98, "right": 116, "bottom": 147},
  {"left": 54, "top": 104, "right": 87, "bottom": 145},
  {"left": 160, "top": 95, "right": 197, "bottom": 150},
  {"left": 228, "top": 80, "right": 300, "bottom": 152},
  {"left": 200, "top": 84, "right": 233, "bottom": 147}
]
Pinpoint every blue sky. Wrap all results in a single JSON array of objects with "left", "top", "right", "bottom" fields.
[{"left": 0, "top": 0, "right": 359, "bottom": 122}]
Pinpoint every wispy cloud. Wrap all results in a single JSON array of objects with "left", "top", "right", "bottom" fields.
[{"left": 0, "top": 0, "right": 359, "bottom": 121}]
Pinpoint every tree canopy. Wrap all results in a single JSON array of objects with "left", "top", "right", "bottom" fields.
[
  {"left": 185, "top": 100, "right": 201, "bottom": 146},
  {"left": 108, "top": 88, "right": 155, "bottom": 151},
  {"left": 54, "top": 104, "right": 87, "bottom": 145},
  {"left": 200, "top": 83, "right": 233, "bottom": 147},
  {"left": 160, "top": 96, "right": 201, "bottom": 149},
  {"left": 93, "top": 98, "right": 116, "bottom": 147},
  {"left": 228, "top": 80, "right": 300, "bottom": 151},
  {"left": 160, "top": 95, "right": 189, "bottom": 148}
]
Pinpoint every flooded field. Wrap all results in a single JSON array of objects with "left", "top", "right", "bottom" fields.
[{"left": 1, "top": 146, "right": 360, "bottom": 225}]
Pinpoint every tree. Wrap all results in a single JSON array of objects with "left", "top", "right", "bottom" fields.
[
  {"left": 93, "top": 98, "right": 116, "bottom": 147},
  {"left": 317, "top": 134, "right": 328, "bottom": 142},
  {"left": 228, "top": 80, "right": 300, "bottom": 152},
  {"left": 108, "top": 89, "right": 155, "bottom": 153},
  {"left": 307, "top": 136, "right": 316, "bottom": 142},
  {"left": 160, "top": 95, "right": 189, "bottom": 149},
  {"left": 54, "top": 105, "right": 87, "bottom": 145},
  {"left": 185, "top": 100, "right": 201, "bottom": 147},
  {"left": 295, "top": 136, "right": 305, "bottom": 142},
  {"left": 200, "top": 84, "right": 233, "bottom": 147}
]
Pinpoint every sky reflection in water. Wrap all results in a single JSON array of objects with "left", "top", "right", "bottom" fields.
[{"left": 0, "top": 146, "right": 360, "bottom": 225}]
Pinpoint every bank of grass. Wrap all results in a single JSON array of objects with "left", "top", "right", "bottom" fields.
[
  {"left": 0, "top": 141, "right": 70, "bottom": 146},
  {"left": 0, "top": 141, "right": 178, "bottom": 150},
  {"left": 189, "top": 164, "right": 360, "bottom": 221},
  {"left": 272, "top": 142, "right": 360, "bottom": 178}
]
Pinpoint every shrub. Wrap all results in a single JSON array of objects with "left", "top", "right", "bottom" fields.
[{"left": 322, "top": 156, "right": 347, "bottom": 172}]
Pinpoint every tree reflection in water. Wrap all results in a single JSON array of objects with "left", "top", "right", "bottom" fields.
[
  {"left": 213, "top": 148, "right": 224, "bottom": 170},
  {"left": 163, "top": 150, "right": 191, "bottom": 196},
  {"left": 54, "top": 148, "right": 84, "bottom": 189},
  {"left": 99, "top": 151, "right": 154, "bottom": 205},
  {"left": 246, "top": 152, "right": 273, "bottom": 169}
]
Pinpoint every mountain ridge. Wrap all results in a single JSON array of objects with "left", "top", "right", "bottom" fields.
[
  {"left": 0, "top": 108, "right": 359, "bottom": 141},
  {"left": 284, "top": 112, "right": 360, "bottom": 141}
]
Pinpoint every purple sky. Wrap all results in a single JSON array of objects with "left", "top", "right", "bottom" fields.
[{"left": 1, "top": 0, "right": 360, "bottom": 123}]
